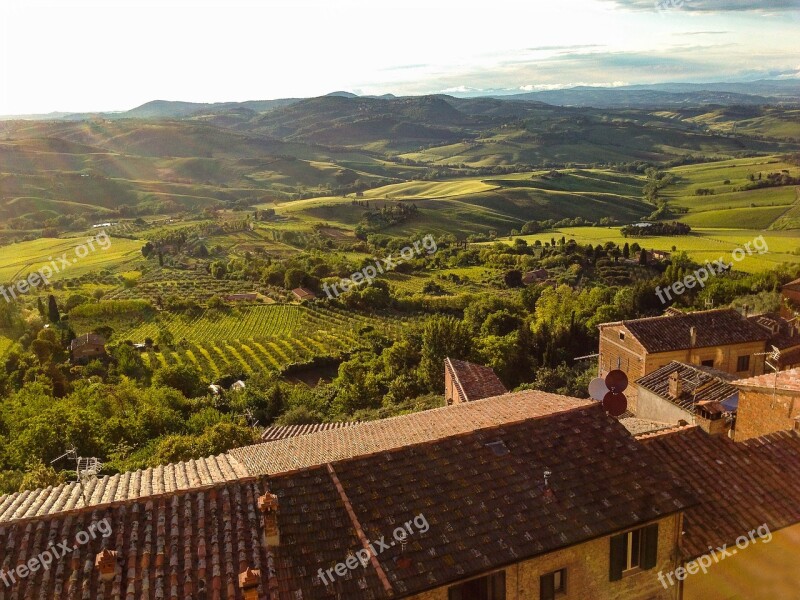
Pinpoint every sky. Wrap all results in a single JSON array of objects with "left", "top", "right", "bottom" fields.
[{"left": 1, "top": 0, "right": 798, "bottom": 115}]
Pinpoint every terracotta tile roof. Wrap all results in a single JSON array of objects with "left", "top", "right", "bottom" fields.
[
  {"left": 261, "top": 422, "right": 360, "bottom": 442},
  {"left": 606, "top": 308, "right": 769, "bottom": 353},
  {"left": 733, "top": 367, "right": 800, "bottom": 393},
  {"left": 0, "top": 403, "right": 694, "bottom": 600},
  {"left": 640, "top": 427, "right": 800, "bottom": 559},
  {"left": 69, "top": 333, "right": 106, "bottom": 350},
  {"left": 636, "top": 361, "right": 739, "bottom": 410},
  {"left": 0, "top": 477, "right": 271, "bottom": 600},
  {"left": 267, "top": 404, "right": 695, "bottom": 599},
  {"left": 0, "top": 453, "right": 248, "bottom": 525},
  {"left": 747, "top": 312, "right": 800, "bottom": 351},
  {"left": 783, "top": 277, "right": 800, "bottom": 291},
  {"left": 444, "top": 357, "right": 508, "bottom": 402},
  {"left": 231, "top": 390, "right": 591, "bottom": 476},
  {"left": 291, "top": 287, "right": 316, "bottom": 301}
]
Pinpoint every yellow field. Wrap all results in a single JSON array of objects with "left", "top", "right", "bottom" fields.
[
  {"left": 0, "top": 235, "right": 145, "bottom": 283},
  {"left": 502, "top": 227, "right": 800, "bottom": 273}
]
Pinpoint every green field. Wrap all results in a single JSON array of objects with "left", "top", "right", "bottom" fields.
[
  {"left": 273, "top": 169, "right": 652, "bottom": 237},
  {"left": 504, "top": 227, "right": 800, "bottom": 273},
  {"left": 0, "top": 235, "right": 145, "bottom": 283},
  {"left": 661, "top": 156, "right": 800, "bottom": 230}
]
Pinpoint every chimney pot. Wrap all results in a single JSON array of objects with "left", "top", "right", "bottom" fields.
[
  {"left": 95, "top": 549, "right": 117, "bottom": 582},
  {"left": 689, "top": 326, "right": 697, "bottom": 347},
  {"left": 239, "top": 568, "right": 261, "bottom": 600},
  {"left": 669, "top": 371, "right": 683, "bottom": 398},
  {"left": 258, "top": 493, "right": 280, "bottom": 546}
]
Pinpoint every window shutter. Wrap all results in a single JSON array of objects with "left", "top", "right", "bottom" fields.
[
  {"left": 609, "top": 532, "right": 627, "bottom": 581},
  {"left": 642, "top": 523, "right": 659, "bottom": 570},
  {"left": 540, "top": 574, "right": 555, "bottom": 600}
]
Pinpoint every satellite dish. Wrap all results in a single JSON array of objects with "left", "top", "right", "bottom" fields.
[
  {"left": 603, "top": 391, "right": 628, "bottom": 417},
  {"left": 605, "top": 369, "right": 629, "bottom": 393},
  {"left": 589, "top": 377, "right": 609, "bottom": 401}
]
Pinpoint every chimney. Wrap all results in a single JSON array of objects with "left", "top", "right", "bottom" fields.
[
  {"left": 238, "top": 568, "right": 261, "bottom": 600},
  {"left": 668, "top": 371, "right": 683, "bottom": 398},
  {"left": 689, "top": 326, "right": 697, "bottom": 348},
  {"left": 258, "top": 492, "right": 280, "bottom": 546},
  {"left": 95, "top": 549, "right": 117, "bottom": 583}
]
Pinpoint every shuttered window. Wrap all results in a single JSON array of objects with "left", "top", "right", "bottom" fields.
[{"left": 609, "top": 523, "right": 659, "bottom": 581}]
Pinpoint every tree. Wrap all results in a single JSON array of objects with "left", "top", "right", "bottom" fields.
[
  {"left": 153, "top": 364, "right": 206, "bottom": 398},
  {"left": 639, "top": 249, "right": 648, "bottom": 266},
  {"left": 622, "top": 243, "right": 630, "bottom": 259},
  {"left": 284, "top": 268, "right": 306, "bottom": 290},
  {"left": 418, "top": 315, "right": 473, "bottom": 392},
  {"left": 36, "top": 297, "right": 46, "bottom": 318},
  {"left": 47, "top": 295, "right": 60, "bottom": 323},
  {"left": 504, "top": 270, "right": 523, "bottom": 288}
]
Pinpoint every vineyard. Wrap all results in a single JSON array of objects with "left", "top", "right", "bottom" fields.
[
  {"left": 105, "top": 267, "right": 286, "bottom": 304},
  {"left": 384, "top": 267, "right": 500, "bottom": 295},
  {"left": 118, "top": 304, "right": 411, "bottom": 378}
]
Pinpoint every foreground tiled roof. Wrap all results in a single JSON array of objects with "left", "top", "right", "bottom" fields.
[
  {"left": 641, "top": 427, "right": 800, "bottom": 559},
  {"left": 267, "top": 404, "right": 695, "bottom": 599},
  {"left": 0, "top": 453, "right": 248, "bottom": 525},
  {"left": 0, "top": 403, "right": 694, "bottom": 600},
  {"left": 733, "top": 367, "right": 800, "bottom": 393},
  {"left": 0, "top": 477, "right": 270, "bottom": 600},
  {"left": 231, "top": 390, "right": 591, "bottom": 476},
  {"left": 261, "top": 421, "right": 360, "bottom": 442},
  {"left": 636, "top": 361, "right": 738, "bottom": 410},
  {"left": 445, "top": 357, "right": 508, "bottom": 402},
  {"left": 609, "top": 308, "right": 769, "bottom": 353}
]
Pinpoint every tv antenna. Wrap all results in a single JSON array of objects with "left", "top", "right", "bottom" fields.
[
  {"left": 754, "top": 345, "right": 782, "bottom": 408},
  {"left": 51, "top": 446, "right": 103, "bottom": 506}
]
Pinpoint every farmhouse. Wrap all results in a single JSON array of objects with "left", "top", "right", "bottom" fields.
[
  {"left": 291, "top": 286, "right": 317, "bottom": 301},
  {"left": 598, "top": 308, "right": 769, "bottom": 412},
  {"left": 69, "top": 333, "right": 106, "bottom": 363},
  {"left": 522, "top": 268, "right": 549, "bottom": 285}
]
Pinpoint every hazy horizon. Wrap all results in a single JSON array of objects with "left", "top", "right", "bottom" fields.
[{"left": 2, "top": 0, "right": 799, "bottom": 115}]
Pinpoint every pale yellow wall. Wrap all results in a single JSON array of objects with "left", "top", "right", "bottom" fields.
[
  {"left": 684, "top": 522, "right": 800, "bottom": 600},
  {"left": 405, "top": 515, "right": 682, "bottom": 600}
]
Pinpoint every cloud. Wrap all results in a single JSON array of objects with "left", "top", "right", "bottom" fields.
[{"left": 606, "top": 0, "right": 799, "bottom": 11}]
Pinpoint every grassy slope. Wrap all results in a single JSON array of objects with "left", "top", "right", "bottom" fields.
[
  {"left": 273, "top": 169, "right": 652, "bottom": 237},
  {"left": 506, "top": 227, "right": 800, "bottom": 273},
  {"left": 0, "top": 235, "right": 145, "bottom": 282},
  {"left": 661, "top": 156, "right": 800, "bottom": 229}
]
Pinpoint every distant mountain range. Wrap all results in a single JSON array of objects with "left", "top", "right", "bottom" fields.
[{"left": 2, "top": 79, "right": 798, "bottom": 121}]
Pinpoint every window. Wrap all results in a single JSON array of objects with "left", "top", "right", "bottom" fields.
[
  {"left": 737, "top": 355, "right": 750, "bottom": 372},
  {"left": 540, "top": 568, "right": 566, "bottom": 600},
  {"left": 609, "top": 524, "right": 659, "bottom": 581},
  {"left": 448, "top": 571, "right": 505, "bottom": 600},
  {"left": 701, "top": 359, "right": 714, "bottom": 367},
  {"left": 619, "top": 332, "right": 625, "bottom": 341}
]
